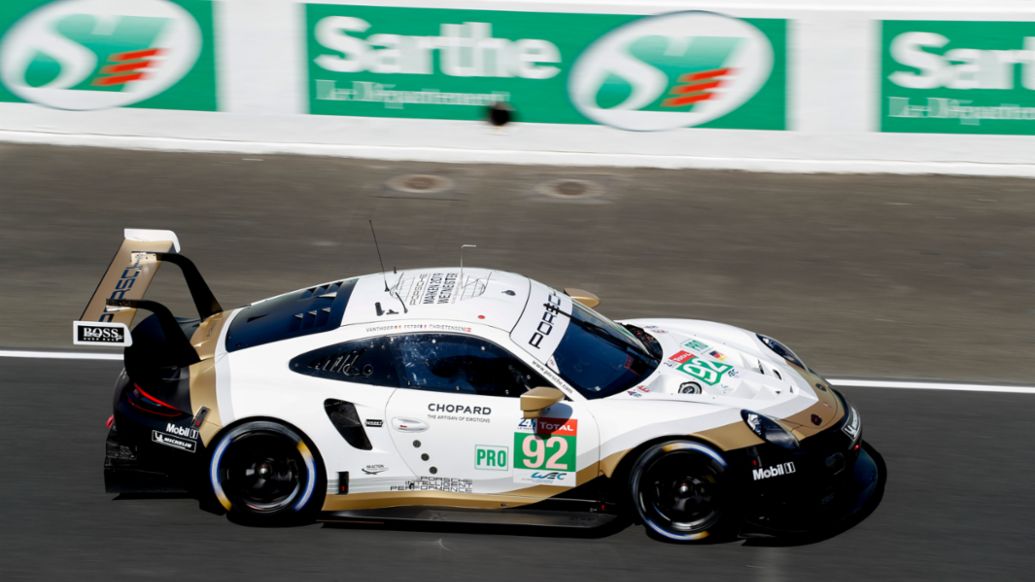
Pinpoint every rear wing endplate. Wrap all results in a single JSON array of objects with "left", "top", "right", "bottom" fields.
[{"left": 73, "top": 229, "right": 221, "bottom": 348}]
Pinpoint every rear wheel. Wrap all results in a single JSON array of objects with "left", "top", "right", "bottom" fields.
[
  {"left": 208, "top": 420, "right": 325, "bottom": 525},
  {"left": 630, "top": 440, "right": 736, "bottom": 543}
]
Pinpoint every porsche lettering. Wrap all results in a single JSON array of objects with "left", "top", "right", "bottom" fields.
[{"left": 529, "top": 290, "right": 562, "bottom": 349}]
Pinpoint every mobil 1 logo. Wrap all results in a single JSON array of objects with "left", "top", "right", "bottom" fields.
[
  {"left": 752, "top": 461, "right": 796, "bottom": 481},
  {"left": 151, "top": 423, "right": 199, "bottom": 453}
]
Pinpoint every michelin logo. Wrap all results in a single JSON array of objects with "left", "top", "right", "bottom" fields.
[
  {"left": 151, "top": 430, "right": 197, "bottom": 453},
  {"left": 752, "top": 461, "right": 796, "bottom": 481}
]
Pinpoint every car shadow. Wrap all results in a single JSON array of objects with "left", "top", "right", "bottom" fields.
[
  {"left": 320, "top": 513, "right": 632, "bottom": 540},
  {"left": 741, "top": 442, "right": 889, "bottom": 547}
]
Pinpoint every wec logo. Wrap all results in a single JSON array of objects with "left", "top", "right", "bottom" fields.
[
  {"left": 0, "top": 0, "right": 202, "bottom": 110},
  {"left": 569, "top": 12, "right": 773, "bottom": 131}
]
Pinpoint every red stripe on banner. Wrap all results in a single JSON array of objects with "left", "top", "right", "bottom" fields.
[
  {"left": 680, "top": 68, "right": 731, "bottom": 82},
  {"left": 112, "top": 48, "right": 162, "bottom": 61},
  {"left": 671, "top": 80, "right": 722, "bottom": 95},
  {"left": 663, "top": 93, "right": 714, "bottom": 108},
  {"left": 102, "top": 61, "right": 151, "bottom": 74},
  {"left": 93, "top": 73, "right": 145, "bottom": 86}
]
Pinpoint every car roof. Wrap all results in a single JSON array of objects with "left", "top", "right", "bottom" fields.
[{"left": 340, "top": 267, "right": 532, "bottom": 332}]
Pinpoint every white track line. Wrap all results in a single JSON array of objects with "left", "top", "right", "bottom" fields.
[
  {"left": 829, "top": 378, "right": 1035, "bottom": 395},
  {"left": 0, "top": 351, "right": 1032, "bottom": 394},
  {"left": 0, "top": 350, "right": 122, "bottom": 361}
]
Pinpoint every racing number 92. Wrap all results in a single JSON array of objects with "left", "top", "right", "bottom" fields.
[
  {"left": 679, "top": 357, "right": 733, "bottom": 386},
  {"left": 514, "top": 433, "right": 576, "bottom": 472}
]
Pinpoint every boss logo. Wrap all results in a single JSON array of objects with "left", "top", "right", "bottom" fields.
[{"left": 72, "top": 321, "right": 131, "bottom": 346}]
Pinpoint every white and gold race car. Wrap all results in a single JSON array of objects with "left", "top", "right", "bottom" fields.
[{"left": 78, "top": 229, "right": 884, "bottom": 542}]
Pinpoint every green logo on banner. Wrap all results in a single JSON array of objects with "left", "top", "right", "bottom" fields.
[
  {"left": 305, "top": 6, "right": 786, "bottom": 130},
  {"left": 0, "top": 0, "right": 217, "bottom": 111},
  {"left": 881, "top": 20, "right": 1035, "bottom": 134},
  {"left": 594, "top": 36, "right": 741, "bottom": 112},
  {"left": 569, "top": 12, "right": 777, "bottom": 131}
]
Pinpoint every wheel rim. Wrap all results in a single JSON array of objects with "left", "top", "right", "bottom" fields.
[
  {"left": 638, "top": 450, "right": 724, "bottom": 535},
  {"left": 221, "top": 431, "right": 303, "bottom": 513}
]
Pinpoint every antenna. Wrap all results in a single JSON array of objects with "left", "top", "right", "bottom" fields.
[
  {"left": 369, "top": 220, "right": 389, "bottom": 292},
  {"left": 459, "top": 244, "right": 477, "bottom": 301}
]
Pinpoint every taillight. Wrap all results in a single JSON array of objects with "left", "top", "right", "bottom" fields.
[{"left": 128, "top": 384, "right": 186, "bottom": 418}]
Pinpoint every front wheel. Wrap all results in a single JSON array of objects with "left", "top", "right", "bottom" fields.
[
  {"left": 629, "top": 440, "right": 737, "bottom": 543},
  {"left": 207, "top": 420, "right": 325, "bottom": 526}
]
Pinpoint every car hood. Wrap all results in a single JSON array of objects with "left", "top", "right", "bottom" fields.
[{"left": 613, "top": 318, "right": 843, "bottom": 436}]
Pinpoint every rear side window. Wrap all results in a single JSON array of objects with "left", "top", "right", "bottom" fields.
[
  {"left": 393, "top": 333, "right": 549, "bottom": 397},
  {"left": 290, "top": 336, "right": 398, "bottom": 386},
  {"left": 226, "top": 279, "right": 357, "bottom": 352}
]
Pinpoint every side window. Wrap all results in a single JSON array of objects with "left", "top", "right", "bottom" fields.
[
  {"left": 290, "top": 336, "right": 398, "bottom": 386},
  {"left": 393, "top": 334, "right": 549, "bottom": 397}
]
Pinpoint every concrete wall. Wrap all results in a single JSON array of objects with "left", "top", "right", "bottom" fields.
[{"left": 1, "top": 0, "right": 1035, "bottom": 175}]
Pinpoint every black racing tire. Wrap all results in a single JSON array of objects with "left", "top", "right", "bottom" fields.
[
  {"left": 207, "top": 420, "right": 325, "bottom": 526},
  {"left": 629, "top": 440, "right": 737, "bottom": 543}
]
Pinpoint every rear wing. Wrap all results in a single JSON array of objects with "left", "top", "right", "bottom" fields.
[{"left": 74, "top": 229, "right": 221, "bottom": 351}]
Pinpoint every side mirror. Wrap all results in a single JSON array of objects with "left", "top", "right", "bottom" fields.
[{"left": 520, "top": 386, "right": 565, "bottom": 419}]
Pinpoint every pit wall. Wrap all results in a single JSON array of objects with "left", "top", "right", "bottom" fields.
[{"left": 2, "top": 0, "right": 1035, "bottom": 175}]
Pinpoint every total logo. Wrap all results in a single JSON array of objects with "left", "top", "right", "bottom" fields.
[
  {"left": 569, "top": 12, "right": 773, "bottom": 131},
  {"left": 0, "top": 0, "right": 201, "bottom": 110}
]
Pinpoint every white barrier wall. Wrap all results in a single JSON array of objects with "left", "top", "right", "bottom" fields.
[{"left": 1, "top": 0, "right": 1035, "bottom": 175}]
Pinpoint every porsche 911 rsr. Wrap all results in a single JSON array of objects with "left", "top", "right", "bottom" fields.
[{"left": 76, "top": 229, "right": 884, "bottom": 542}]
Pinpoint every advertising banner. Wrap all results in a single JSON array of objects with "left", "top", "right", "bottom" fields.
[
  {"left": 0, "top": 0, "right": 217, "bottom": 111},
  {"left": 881, "top": 20, "right": 1035, "bottom": 134},
  {"left": 305, "top": 5, "right": 787, "bottom": 131}
]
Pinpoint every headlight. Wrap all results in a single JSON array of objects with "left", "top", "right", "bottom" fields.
[
  {"left": 741, "top": 409, "right": 799, "bottom": 449},
  {"left": 757, "top": 334, "right": 806, "bottom": 369}
]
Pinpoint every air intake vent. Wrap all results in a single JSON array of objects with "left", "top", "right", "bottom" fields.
[
  {"left": 292, "top": 281, "right": 345, "bottom": 331},
  {"left": 324, "top": 399, "right": 372, "bottom": 450}
]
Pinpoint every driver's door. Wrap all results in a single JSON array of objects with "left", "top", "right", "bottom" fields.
[{"left": 383, "top": 332, "right": 599, "bottom": 498}]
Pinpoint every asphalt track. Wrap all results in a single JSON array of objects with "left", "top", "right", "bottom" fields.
[{"left": 1, "top": 144, "right": 1034, "bottom": 580}]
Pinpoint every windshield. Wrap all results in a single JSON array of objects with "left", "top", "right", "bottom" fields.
[{"left": 549, "top": 302, "right": 659, "bottom": 399}]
